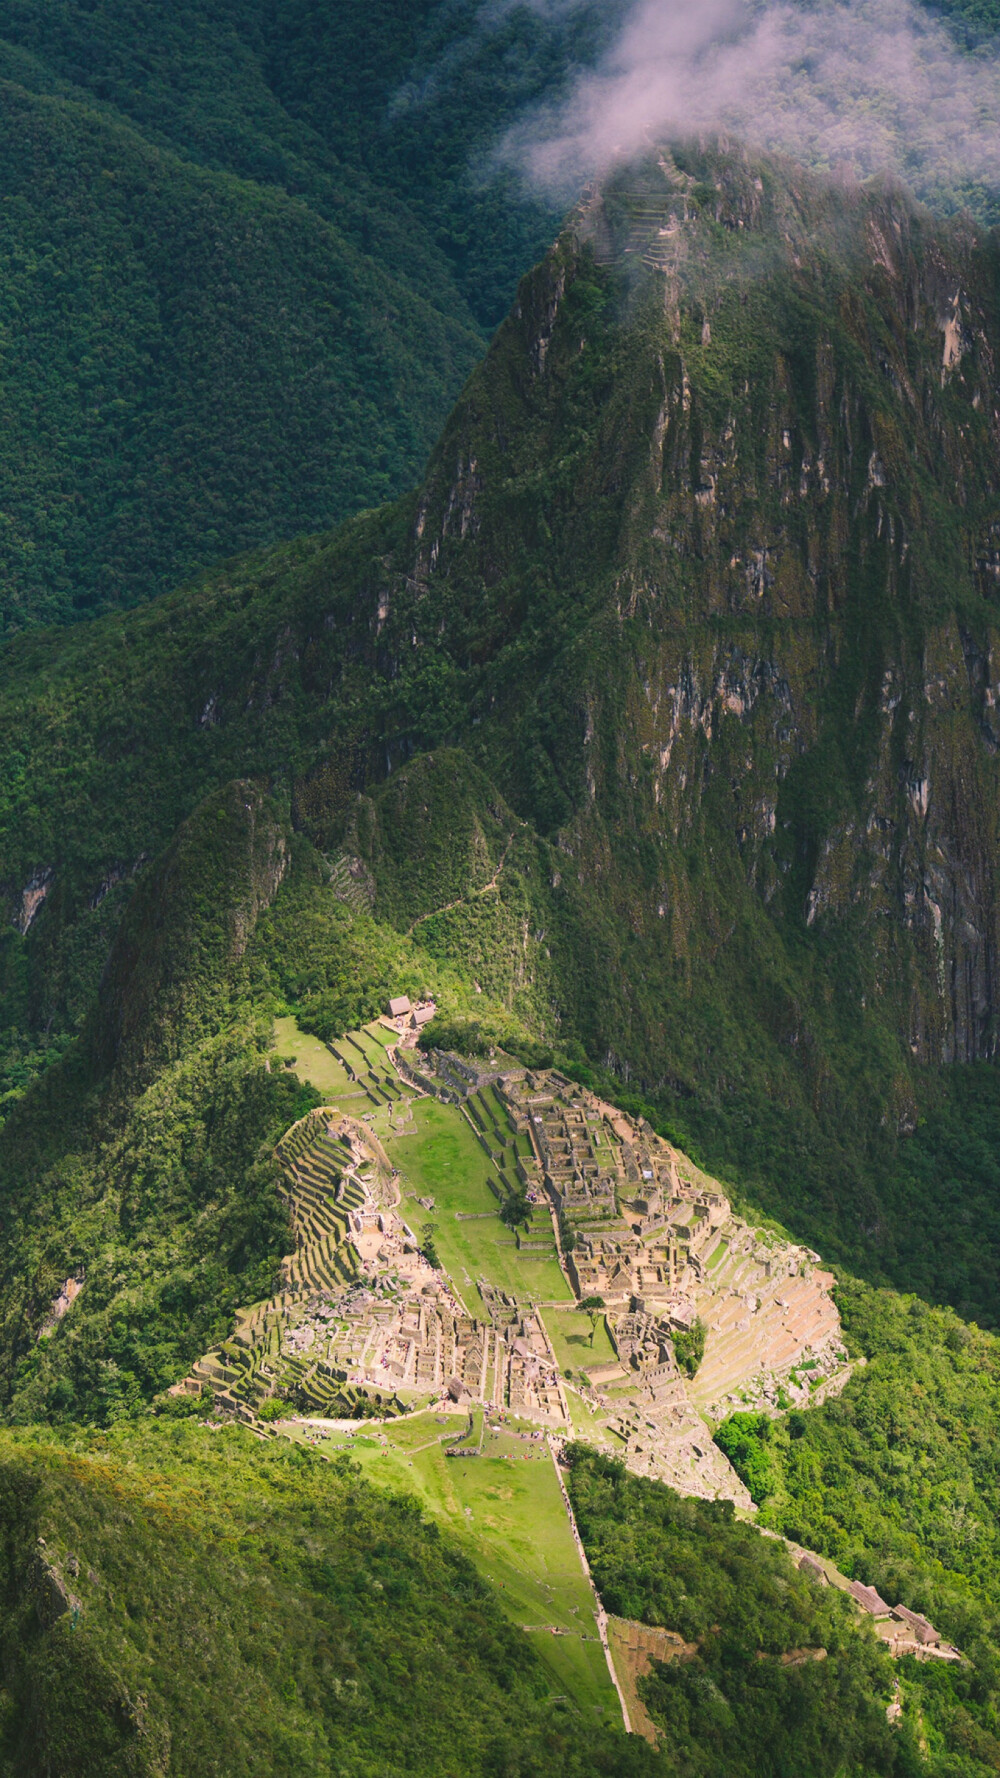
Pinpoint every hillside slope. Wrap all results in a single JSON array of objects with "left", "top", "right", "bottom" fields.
[
  {"left": 0, "top": 0, "right": 622, "bottom": 628},
  {"left": 0, "top": 76, "right": 484, "bottom": 631},
  {"left": 3, "top": 145, "right": 1000, "bottom": 1315},
  {"left": 0, "top": 1420, "right": 658, "bottom": 1777},
  {"left": 4, "top": 0, "right": 1000, "bottom": 630}
]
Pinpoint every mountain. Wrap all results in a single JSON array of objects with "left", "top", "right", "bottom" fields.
[
  {"left": 3, "top": 0, "right": 1000, "bottom": 635},
  {"left": 3, "top": 141, "right": 1000, "bottom": 1314},
  {"left": 0, "top": 0, "right": 624, "bottom": 630},
  {"left": 4, "top": 130, "right": 1000, "bottom": 1772}
]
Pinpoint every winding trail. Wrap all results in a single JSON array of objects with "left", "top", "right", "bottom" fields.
[{"left": 405, "top": 832, "right": 515, "bottom": 936}]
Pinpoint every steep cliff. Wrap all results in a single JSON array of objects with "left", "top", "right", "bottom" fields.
[{"left": 400, "top": 143, "right": 1000, "bottom": 1075}]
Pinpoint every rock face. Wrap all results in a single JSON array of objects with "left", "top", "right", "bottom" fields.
[{"left": 393, "top": 144, "right": 1000, "bottom": 1076}]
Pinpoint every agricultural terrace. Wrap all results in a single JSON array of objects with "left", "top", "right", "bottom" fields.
[{"left": 274, "top": 1016, "right": 572, "bottom": 1312}]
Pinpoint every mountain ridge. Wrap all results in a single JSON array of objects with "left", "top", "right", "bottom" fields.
[
  {"left": 0, "top": 0, "right": 608, "bottom": 629},
  {"left": 4, "top": 142, "right": 1000, "bottom": 1316}
]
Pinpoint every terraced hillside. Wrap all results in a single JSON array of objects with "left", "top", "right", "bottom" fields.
[
  {"left": 179, "top": 1102, "right": 397, "bottom": 1422},
  {"left": 182, "top": 1024, "right": 850, "bottom": 1500}
]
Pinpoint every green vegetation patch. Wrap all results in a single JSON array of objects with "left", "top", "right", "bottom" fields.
[
  {"left": 271, "top": 1014, "right": 362, "bottom": 1101},
  {"left": 0, "top": 1418, "right": 655, "bottom": 1776},
  {"left": 387, "top": 1098, "right": 573, "bottom": 1311},
  {"left": 319, "top": 1410, "right": 619, "bottom": 1722},
  {"left": 544, "top": 1307, "right": 618, "bottom": 1373},
  {"left": 0, "top": 0, "right": 617, "bottom": 628},
  {"left": 714, "top": 1281, "right": 1000, "bottom": 1774},
  {"left": 565, "top": 1446, "right": 915, "bottom": 1777}
]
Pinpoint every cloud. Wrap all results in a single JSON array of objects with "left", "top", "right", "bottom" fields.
[{"left": 500, "top": 0, "right": 1000, "bottom": 210}]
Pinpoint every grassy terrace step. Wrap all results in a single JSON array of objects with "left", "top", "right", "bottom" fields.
[
  {"left": 471, "top": 1090, "right": 514, "bottom": 1147},
  {"left": 290, "top": 1176, "right": 342, "bottom": 1209},
  {"left": 291, "top": 1177, "right": 342, "bottom": 1207},
  {"left": 293, "top": 1148, "right": 340, "bottom": 1175},
  {"left": 329, "top": 1043, "right": 360, "bottom": 1078},
  {"left": 291, "top": 1176, "right": 344, "bottom": 1211},
  {"left": 291, "top": 1182, "right": 340, "bottom": 1211},
  {"left": 315, "top": 1132, "right": 353, "bottom": 1158}
]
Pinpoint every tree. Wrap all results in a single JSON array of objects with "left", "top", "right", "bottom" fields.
[
  {"left": 579, "top": 1295, "right": 605, "bottom": 1347},
  {"left": 671, "top": 1317, "right": 706, "bottom": 1377},
  {"left": 500, "top": 1189, "right": 531, "bottom": 1230},
  {"left": 420, "top": 1222, "right": 441, "bottom": 1269}
]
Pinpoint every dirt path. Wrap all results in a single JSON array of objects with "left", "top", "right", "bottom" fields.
[{"left": 406, "top": 832, "right": 515, "bottom": 936}]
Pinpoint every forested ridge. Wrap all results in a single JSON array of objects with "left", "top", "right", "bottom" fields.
[
  {"left": 0, "top": 0, "right": 621, "bottom": 629},
  {"left": 2, "top": 0, "right": 1000, "bottom": 629}
]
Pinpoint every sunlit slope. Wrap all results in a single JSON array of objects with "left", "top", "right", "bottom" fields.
[
  {"left": 294, "top": 1408, "right": 620, "bottom": 1721},
  {"left": 0, "top": 1419, "right": 649, "bottom": 1776}
]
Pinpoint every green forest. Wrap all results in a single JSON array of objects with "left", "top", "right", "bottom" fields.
[
  {"left": 566, "top": 1447, "right": 914, "bottom": 1777},
  {"left": 712, "top": 1285, "right": 1000, "bottom": 1771},
  {"left": 0, "top": 0, "right": 623, "bottom": 629},
  {"left": 0, "top": 1419, "right": 660, "bottom": 1777},
  {"left": 0, "top": 0, "right": 998, "bottom": 628}
]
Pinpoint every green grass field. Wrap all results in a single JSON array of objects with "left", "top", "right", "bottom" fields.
[
  {"left": 543, "top": 1307, "right": 617, "bottom": 1374},
  {"left": 387, "top": 1100, "right": 573, "bottom": 1310},
  {"left": 271, "top": 1020, "right": 573, "bottom": 1320},
  {"left": 307, "top": 1410, "right": 618, "bottom": 1721},
  {"left": 563, "top": 1386, "right": 618, "bottom": 1438},
  {"left": 271, "top": 1015, "right": 363, "bottom": 1101}
]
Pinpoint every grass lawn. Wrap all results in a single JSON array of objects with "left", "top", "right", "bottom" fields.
[
  {"left": 344, "top": 1027, "right": 396, "bottom": 1076},
  {"left": 271, "top": 1015, "right": 363, "bottom": 1102},
  {"left": 563, "top": 1386, "right": 616, "bottom": 1438},
  {"left": 525, "top": 1629, "right": 617, "bottom": 1717},
  {"left": 324, "top": 1411, "right": 618, "bottom": 1720},
  {"left": 543, "top": 1307, "right": 617, "bottom": 1373},
  {"left": 387, "top": 1100, "right": 573, "bottom": 1310}
]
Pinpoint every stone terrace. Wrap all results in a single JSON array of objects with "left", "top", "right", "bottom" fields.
[{"left": 178, "top": 1036, "right": 850, "bottom": 1507}]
